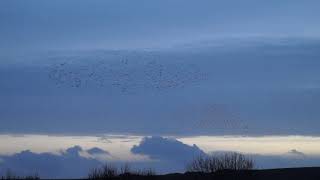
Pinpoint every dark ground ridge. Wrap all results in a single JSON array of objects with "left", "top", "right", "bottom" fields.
[{"left": 37, "top": 167, "right": 320, "bottom": 180}]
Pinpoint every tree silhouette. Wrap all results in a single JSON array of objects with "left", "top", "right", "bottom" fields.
[{"left": 186, "top": 152, "right": 254, "bottom": 173}]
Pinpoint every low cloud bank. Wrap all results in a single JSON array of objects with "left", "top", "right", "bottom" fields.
[
  {"left": 131, "top": 136, "right": 206, "bottom": 172},
  {"left": 1, "top": 137, "right": 320, "bottom": 178},
  {"left": 131, "top": 136, "right": 205, "bottom": 163},
  {"left": 0, "top": 146, "right": 107, "bottom": 178}
]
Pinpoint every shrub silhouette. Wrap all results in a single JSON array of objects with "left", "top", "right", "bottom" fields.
[
  {"left": 186, "top": 152, "right": 254, "bottom": 173},
  {"left": 88, "top": 163, "right": 156, "bottom": 180}
]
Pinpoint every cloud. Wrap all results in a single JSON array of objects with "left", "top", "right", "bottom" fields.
[
  {"left": 86, "top": 147, "right": 111, "bottom": 162},
  {"left": 1, "top": 137, "right": 206, "bottom": 177},
  {"left": 130, "top": 136, "right": 206, "bottom": 172},
  {"left": 0, "top": 146, "right": 108, "bottom": 178},
  {"left": 64, "top": 145, "right": 83, "bottom": 156},
  {"left": 252, "top": 154, "right": 320, "bottom": 169},
  {"left": 131, "top": 137, "right": 320, "bottom": 172},
  {"left": 247, "top": 148, "right": 320, "bottom": 169},
  {"left": 287, "top": 149, "right": 306, "bottom": 157},
  {"left": 87, "top": 147, "right": 110, "bottom": 155},
  {"left": 131, "top": 136, "right": 205, "bottom": 162},
  {"left": 1, "top": 137, "right": 320, "bottom": 178},
  {"left": 206, "top": 149, "right": 320, "bottom": 170}
]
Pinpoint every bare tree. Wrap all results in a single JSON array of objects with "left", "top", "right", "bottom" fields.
[
  {"left": 186, "top": 152, "right": 254, "bottom": 173},
  {"left": 220, "top": 152, "right": 254, "bottom": 171}
]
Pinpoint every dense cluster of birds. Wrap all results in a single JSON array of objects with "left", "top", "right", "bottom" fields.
[{"left": 48, "top": 54, "right": 208, "bottom": 94}]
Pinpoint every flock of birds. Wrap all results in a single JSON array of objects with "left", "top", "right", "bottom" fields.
[
  {"left": 47, "top": 53, "right": 249, "bottom": 133},
  {"left": 48, "top": 54, "right": 208, "bottom": 94}
]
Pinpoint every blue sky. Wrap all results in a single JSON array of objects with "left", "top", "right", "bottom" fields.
[
  {"left": 1, "top": 0, "right": 320, "bottom": 177},
  {"left": 1, "top": 0, "right": 320, "bottom": 52}
]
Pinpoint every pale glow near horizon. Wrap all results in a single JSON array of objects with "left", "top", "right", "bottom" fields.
[
  {"left": 178, "top": 135, "right": 320, "bottom": 156},
  {"left": 1, "top": 134, "right": 320, "bottom": 161}
]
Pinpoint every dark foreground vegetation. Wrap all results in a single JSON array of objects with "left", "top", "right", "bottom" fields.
[
  {"left": 87, "top": 153, "right": 253, "bottom": 179},
  {"left": 141, "top": 168, "right": 320, "bottom": 180},
  {"left": 2, "top": 168, "right": 320, "bottom": 180},
  {"left": 1, "top": 153, "right": 320, "bottom": 180},
  {"left": 0, "top": 170, "right": 39, "bottom": 180}
]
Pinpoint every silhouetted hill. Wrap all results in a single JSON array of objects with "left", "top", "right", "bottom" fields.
[
  {"left": 168, "top": 167, "right": 320, "bottom": 180},
  {"left": 13, "top": 167, "right": 318, "bottom": 180},
  {"left": 82, "top": 167, "right": 320, "bottom": 180}
]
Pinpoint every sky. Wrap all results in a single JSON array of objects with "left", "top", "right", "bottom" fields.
[
  {"left": 1, "top": 0, "right": 320, "bottom": 178},
  {"left": 1, "top": 0, "right": 320, "bottom": 52}
]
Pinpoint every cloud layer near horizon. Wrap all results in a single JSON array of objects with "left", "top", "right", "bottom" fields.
[
  {"left": 1, "top": 136, "right": 319, "bottom": 178},
  {"left": 0, "top": 146, "right": 104, "bottom": 178}
]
